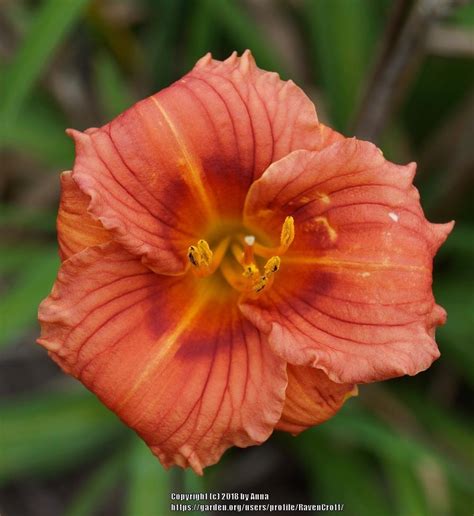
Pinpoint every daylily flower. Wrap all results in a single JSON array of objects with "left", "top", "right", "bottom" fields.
[{"left": 38, "top": 51, "right": 453, "bottom": 474}]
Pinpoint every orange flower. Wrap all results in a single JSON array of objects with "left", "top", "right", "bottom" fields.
[{"left": 38, "top": 51, "right": 453, "bottom": 474}]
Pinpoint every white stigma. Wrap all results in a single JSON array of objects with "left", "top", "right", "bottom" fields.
[{"left": 244, "top": 235, "right": 256, "bottom": 246}]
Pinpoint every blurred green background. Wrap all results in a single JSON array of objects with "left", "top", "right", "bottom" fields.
[{"left": 0, "top": 0, "right": 473, "bottom": 515}]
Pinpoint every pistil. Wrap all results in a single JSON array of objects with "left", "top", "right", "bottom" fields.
[
  {"left": 243, "top": 235, "right": 256, "bottom": 264},
  {"left": 186, "top": 216, "right": 294, "bottom": 294}
]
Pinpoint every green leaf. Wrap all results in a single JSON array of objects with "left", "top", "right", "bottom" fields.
[
  {"left": 289, "top": 430, "right": 391, "bottom": 516},
  {"left": 3, "top": 96, "right": 72, "bottom": 167},
  {"left": 0, "top": 0, "right": 90, "bottom": 142},
  {"left": 438, "top": 224, "right": 474, "bottom": 259},
  {"left": 143, "top": 0, "right": 185, "bottom": 89},
  {"left": 125, "top": 437, "right": 173, "bottom": 516},
  {"left": 447, "top": 2, "right": 474, "bottom": 27},
  {"left": 396, "top": 389, "right": 474, "bottom": 469},
  {"left": 203, "top": 0, "right": 283, "bottom": 75},
  {"left": 0, "top": 247, "right": 58, "bottom": 348},
  {"left": 383, "top": 457, "right": 431, "bottom": 516},
  {"left": 319, "top": 406, "right": 472, "bottom": 493},
  {"left": 451, "top": 482, "right": 474, "bottom": 516},
  {"left": 184, "top": 0, "right": 215, "bottom": 70},
  {"left": 94, "top": 51, "right": 134, "bottom": 120},
  {"left": 304, "top": 0, "right": 379, "bottom": 130},
  {"left": 184, "top": 468, "right": 206, "bottom": 492},
  {"left": 183, "top": 469, "right": 209, "bottom": 516},
  {"left": 0, "top": 203, "right": 56, "bottom": 232},
  {"left": 0, "top": 388, "right": 126, "bottom": 484},
  {"left": 64, "top": 450, "right": 127, "bottom": 516},
  {"left": 435, "top": 273, "right": 474, "bottom": 385},
  {"left": 0, "top": 243, "right": 48, "bottom": 274},
  {"left": 403, "top": 56, "right": 474, "bottom": 148}
]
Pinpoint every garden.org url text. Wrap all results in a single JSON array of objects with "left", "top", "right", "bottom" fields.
[
  {"left": 170, "top": 492, "right": 344, "bottom": 512},
  {"left": 170, "top": 503, "right": 344, "bottom": 512}
]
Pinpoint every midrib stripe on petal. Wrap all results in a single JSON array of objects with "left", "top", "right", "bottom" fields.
[
  {"left": 116, "top": 290, "right": 214, "bottom": 410},
  {"left": 284, "top": 255, "right": 427, "bottom": 272},
  {"left": 150, "top": 97, "right": 216, "bottom": 220}
]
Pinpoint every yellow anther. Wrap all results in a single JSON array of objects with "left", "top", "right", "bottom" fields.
[
  {"left": 188, "top": 237, "right": 230, "bottom": 277},
  {"left": 187, "top": 228, "right": 285, "bottom": 296},
  {"left": 264, "top": 256, "right": 281, "bottom": 277},
  {"left": 250, "top": 256, "right": 281, "bottom": 294},
  {"left": 187, "top": 239, "right": 212, "bottom": 269},
  {"left": 197, "top": 239, "right": 213, "bottom": 265},
  {"left": 187, "top": 246, "right": 202, "bottom": 267},
  {"left": 280, "top": 216, "right": 295, "bottom": 249},
  {"left": 242, "top": 263, "right": 259, "bottom": 279},
  {"left": 253, "top": 276, "right": 268, "bottom": 293},
  {"left": 253, "top": 216, "right": 295, "bottom": 259}
]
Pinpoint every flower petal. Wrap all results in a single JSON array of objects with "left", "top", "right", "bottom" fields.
[
  {"left": 38, "top": 243, "right": 287, "bottom": 473},
  {"left": 164, "top": 50, "right": 326, "bottom": 215},
  {"left": 276, "top": 365, "right": 356, "bottom": 435},
  {"left": 69, "top": 51, "right": 322, "bottom": 274},
  {"left": 242, "top": 140, "right": 454, "bottom": 384},
  {"left": 57, "top": 171, "right": 110, "bottom": 261}
]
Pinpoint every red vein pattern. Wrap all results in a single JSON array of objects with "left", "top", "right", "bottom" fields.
[
  {"left": 39, "top": 52, "right": 453, "bottom": 473},
  {"left": 277, "top": 364, "right": 356, "bottom": 434},
  {"left": 38, "top": 243, "right": 287, "bottom": 474},
  {"left": 242, "top": 139, "right": 453, "bottom": 383},
  {"left": 67, "top": 51, "right": 324, "bottom": 274}
]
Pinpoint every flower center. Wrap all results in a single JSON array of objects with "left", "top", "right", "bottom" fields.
[{"left": 186, "top": 216, "right": 295, "bottom": 295}]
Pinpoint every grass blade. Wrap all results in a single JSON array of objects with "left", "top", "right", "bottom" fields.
[
  {"left": 0, "top": 0, "right": 90, "bottom": 141},
  {"left": 94, "top": 51, "right": 134, "bottom": 120},
  {"left": 3, "top": 96, "right": 72, "bottom": 167},
  {"left": 64, "top": 450, "right": 127, "bottom": 516},
  {"left": 0, "top": 388, "right": 127, "bottom": 484},
  {"left": 204, "top": 0, "right": 283, "bottom": 75},
  {"left": 383, "top": 457, "right": 432, "bottom": 516},
  {"left": 289, "top": 430, "right": 391, "bottom": 516},
  {"left": 304, "top": 0, "right": 379, "bottom": 130},
  {"left": 125, "top": 437, "right": 172, "bottom": 516},
  {"left": 0, "top": 247, "right": 59, "bottom": 348}
]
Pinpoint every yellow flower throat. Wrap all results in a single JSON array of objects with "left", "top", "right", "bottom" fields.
[{"left": 187, "top": 216, "right": 295, "bottom": 295}]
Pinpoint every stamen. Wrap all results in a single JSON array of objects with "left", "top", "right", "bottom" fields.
[
  {"left": 254, "top": 216, "right": 295, "bottom": 258},
  {"left": 231, "top": 243, "right": 244, "bottom": 264},
  {"left": 208, "top": 237, "right": 231, "bottom": 274},
  {"left": 264, "top": 256, "right": 281, "bottom": 276},
  {"left": 188, "top": 246, "right": 202, "bottom": 267},
  {"left": 241, "top": 235, "right": 264, "bottom": 287},
  {"left": 187, "top": 227, "right": 286, "bottom": 295},
  {"left": 220, "top": 260, "right": 248, "bottom": 292},
  {"left": 197, "top": 239, "right": 213, "bottom": 265},
  {"left": 253, "top": 276, "right": 268, "bottom": 293},
  {"left": 251, "top": 256, "right": 281, "bottom": 294},
  {"left": 280, "top": 216, "right": 295, "bottom": 251},
  {"left": 242, "top": 262, "right": 259, "bottom": 279},
  {"left": 187, "top": 237, "right": 229, "bottom": 277}
]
